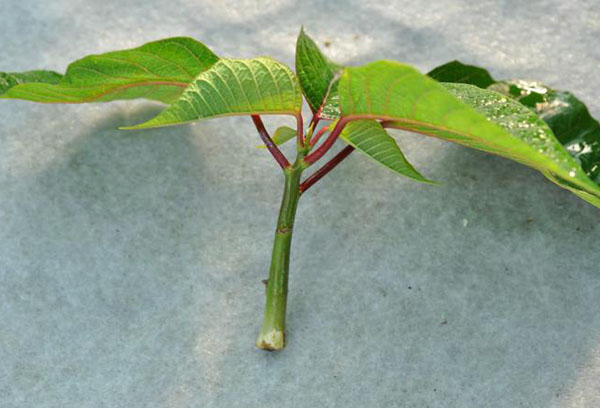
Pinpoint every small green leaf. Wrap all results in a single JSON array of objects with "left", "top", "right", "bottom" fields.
[
  {"left": 338, "top": 61, "right": 600, "bottom": 208},
  {"left": 340, "top": 119, "right": 433, "bottom": 183},
  {"left": 1, "top": 37, "right": 219, "bottom": 104},
  {"left": 257, "top": 125, "right": 296, "bottom": 148},
  {"left": 295, "top": 28, "right": 342, "bottom": 119},
  {"left": 125, "top": 57, "right": 302, "bottom": 129},
  {"left": 427, "top": 60, "right": 495, "bottom": 88}
]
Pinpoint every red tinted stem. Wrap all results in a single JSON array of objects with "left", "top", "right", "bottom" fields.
[
  {"left": 251, "top": 115, "right": 290, "bottom": 169},
  {"left": 300, "top": 145, "right": 355, "bottom": 193},
  {"left": 304, "top": 118, "right": 348, "bottom": 165},
  {"left": 296, "top": 114, "right": 304, "bottom": 147},
  {"left": 309, "top": 125, "right": 331, "bottom": 147}
]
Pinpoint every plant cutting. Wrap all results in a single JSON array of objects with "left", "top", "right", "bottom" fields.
[{"left": 1, "top": 29, "right": 599, "bottom": 351}]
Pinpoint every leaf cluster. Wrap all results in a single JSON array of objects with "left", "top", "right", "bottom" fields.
[{"left": 2, "top": 31, "right": 599, "bottom": 208}]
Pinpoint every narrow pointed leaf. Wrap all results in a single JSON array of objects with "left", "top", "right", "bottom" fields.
[
  {"left": 427, "top": 60, "right": 495, "bottom": 88},
  {"left": 340, "top": 119, "right": 432, "bottom": 183},
  {"left": 295, "top": 28, "right": 342, "bottom": 119},
  {"left": 338, "top": 61, "right": 600, "bottom": 208},
  {"left": 257, "top": 125, "right": 296, "bottom": 148},
  {"left": 125, "top": 58, "right": 303, "bottom": 129},
  {"left": 0, "top": 37, "right": 219, "bottom": 104}
]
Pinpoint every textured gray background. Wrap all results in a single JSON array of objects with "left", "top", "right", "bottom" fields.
[{"left": 1, "top": 1, "right": 600, "bottom": 407}]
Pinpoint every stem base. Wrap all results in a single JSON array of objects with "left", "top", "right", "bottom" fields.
[
  {"left": 256, "top": 327, "right": 285, "bottom": 351},
  {"left": 256, "top": 165, "right": 303, "bottom": 351}
]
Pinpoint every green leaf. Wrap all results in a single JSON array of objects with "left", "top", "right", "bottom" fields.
[
  {"left": 427, "top": 60, "right": 495, "bottom": 88},
  {"left": 428, "top": 60, "right": 600, "bottom": 187},
  {"left": 295, "top": 28, "right": 342, "bottom": 119},
  {"left": 0, "top": 70, "right": 62, "bottom": 95},
  {"left": 339, "top": 119, "right": 432, "bottom": 183},
  {"left": 489, "top": 80, "right": 600, "bottom": 184},
  {"left": 257, "top": 125, "right": 296, "bottom": 148},
  {"left": 338, "top": 61, "right": 600, "bottom": 208},
  {"left": 125, "top": 57, "right": 303, "bottom": 129},
  {"left": 0, "top": 37, "right": 219, "bottom": 104}
]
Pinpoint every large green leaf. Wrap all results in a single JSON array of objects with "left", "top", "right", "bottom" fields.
[
  {"left": 440, "top": 83, "right": 600, "bottom": 208},
  {"left": 125, "top": 58, "right": 303, "bottom": 129},
  {"left": 428, "top": 60, "right": 600, "bottom": 186},
  {"left": 339, "top": 119, "right": 432, "bottom": 183},
  {"left": 295, "top": 28, "right": 342, "bottom": 118},
  {"left": 0, "top": 37, "right": 219, "bottom": 104},
  {"left": 490, "top": 80, "right": 600, "bottom": 184},
  {"left": 338, "top": 61, "right": 600, "bottom": 208}
]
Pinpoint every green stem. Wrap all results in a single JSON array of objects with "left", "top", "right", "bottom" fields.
[{"left": 256, "top": 161, "right": 304, "bottom": 350}]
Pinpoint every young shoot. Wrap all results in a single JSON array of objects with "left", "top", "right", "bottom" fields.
[{"left": 1, "top": 29, "right": 599, "bottom": 350}]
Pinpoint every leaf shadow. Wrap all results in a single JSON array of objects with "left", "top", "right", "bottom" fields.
[
  {"left": 0, "top": 104, "right": 274, "bottom": 406},
  {"left": 291, "top": 134, "right": 600, "bottom": 406}
]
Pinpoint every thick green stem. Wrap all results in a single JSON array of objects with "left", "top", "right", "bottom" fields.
[{"left": 256, "top": 162, "right": 303, "bottom": 350}]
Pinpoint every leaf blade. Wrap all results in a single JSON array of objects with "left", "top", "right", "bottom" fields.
[
  {"left": 428, "top": 60, "right": 600, "bottom": 187},
  {"left": 340, "top": 119, "right": 433, "bottom": 183},
  {"left": 125, "top": 57, "right": 303, "bottom": 129},
  {"left": 0, "top": 37, "right": 219, "bottom": 104},
  {"left": 0, "top": 70, "right": 62, "bottom": 95},
  {"left": 338, "top": 61, "right": 600, "bottom": 207},
  {"left": 489, "top": 80, "right": 600, "bottom": 184},
  {"left": 295, "top": 28, "right": 342, "bottom": 118}
]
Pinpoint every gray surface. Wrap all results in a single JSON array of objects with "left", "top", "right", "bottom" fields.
[{"left": 1, "top": 0, "right": 600, "bottom": 407}]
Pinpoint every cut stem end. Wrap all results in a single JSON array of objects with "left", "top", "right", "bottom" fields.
[{"left": 256, "top": 327, "right": 285, "bottom": 351}]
